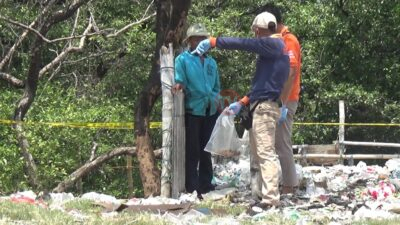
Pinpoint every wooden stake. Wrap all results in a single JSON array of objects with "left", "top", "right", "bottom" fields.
[{"left": 127, "top": 155, "right": 134, "bottom": 197}]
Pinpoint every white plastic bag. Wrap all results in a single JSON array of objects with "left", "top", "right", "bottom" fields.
[{"left": 205, "top": 114, "right": 241, "bottom": 157}]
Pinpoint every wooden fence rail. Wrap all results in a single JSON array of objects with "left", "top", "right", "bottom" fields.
[{"left": 293, "top": 100, "right": 400, "bottom": 165}]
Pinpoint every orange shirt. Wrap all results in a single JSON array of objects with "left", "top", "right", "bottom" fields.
[{"left": 281, "top": 26, "right": 301, "bottom": 101}]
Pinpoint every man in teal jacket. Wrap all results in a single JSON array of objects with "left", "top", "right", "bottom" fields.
[{"left": 173, "top": 23, "right": 221, "bottom": 196}]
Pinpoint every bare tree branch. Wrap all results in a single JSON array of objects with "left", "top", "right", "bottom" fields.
[
  {"left": 89, "top": 142, "right": 98, "bottom": 162},
  {"left": 0, "top": 20, "right": 35, "bottom": 71},
  {"left": 0, "top": 16, "right": 103, "bottom": 43},
  {"left": 106, "top": 12, "right": 156, "bottom": 38},
  {"left": 0, "top": 10, "right": 155, "bottom": 44},
  {"left": 39, "top": 19, "right": 93, "bottom": 78},
  {"left": 0, "top": 72, "right": 24, "bottom": 88},
  {"left": 47, "top": 0, "right": 91, "bottom": 27},
  {"left": 0, "top": 16, "right": 52, "bottom": 43},
  {"left": 47, "top": 63, "right": 62, "bottom": 82},
  {"left": 70, "top": 8, "right": 81, "bottom": 47},
  {"left": 143, "top": 0, "right": 155, "bottom": 19},
  {"left": 88, "top": 4, "right": 100, "bottom": 33},
  {"left": 0, "top": 0, "right": 57, "bottom": 70},
  {"left": 53, "top": 147, "right": 162, "bottom": 193}
]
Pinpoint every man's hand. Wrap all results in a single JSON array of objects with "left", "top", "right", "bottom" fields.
[
  {"left": 191, "top": 39, "right": 211, "bottom": 55},
  {"left": 172, "top": 83, "right": 184, "bottom": 94},
  {"left": 278, "top": 105, "right": 288, "bottom": 124},
  {"left": 229, "top": 101, "right": 242, "bottom": 115}
]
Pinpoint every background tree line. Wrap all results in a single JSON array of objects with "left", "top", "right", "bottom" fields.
[{"left": 0, "top": 0, "right": 399, "bottom": 197}]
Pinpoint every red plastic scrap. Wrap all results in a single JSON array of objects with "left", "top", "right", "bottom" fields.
[
  {"left": 10, "top": 195, "right": 47, "bottom": 207},
  {"left": 367, "top": 180, "right": 396, "bottom": 200}
]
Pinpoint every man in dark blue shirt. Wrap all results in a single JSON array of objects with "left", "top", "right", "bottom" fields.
[{"left": 193, "top": 12, "right": 290, "bottom": 210}]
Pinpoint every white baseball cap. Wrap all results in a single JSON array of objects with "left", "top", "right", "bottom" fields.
[{"left": 251, "top": 12, "right": 277, "bottom": 31}]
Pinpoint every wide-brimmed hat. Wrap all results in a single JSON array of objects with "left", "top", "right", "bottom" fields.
[{"left": 183, "top": 23, "right": 209, "bottom": 42}]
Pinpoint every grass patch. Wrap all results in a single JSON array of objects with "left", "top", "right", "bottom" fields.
[
  {"left": 353, "top": 218, "right": 400, "bottom": 225},
  {"left": 195, "top": 199, "right": 247, "bottom": 216},
  {"left": 0, "top": 200, "right": 76, "bottom": 224},
  {"left": 2, "top": 198, "right": 398, "bottom": 225},
  {"left": 63, "top": 199, "right": 103, "bottom": 214},
  {"left": 0, "top": 200, "right": 172, "bottom": 225},
  {"left": 241, "top": 212, "right": 297, "bottom": 225},
  {"left": 82, "top": 212, "right": 173, "bottom": 225},
  {"left": 195, "top": 200, "right": 298, "bottom": 225}
]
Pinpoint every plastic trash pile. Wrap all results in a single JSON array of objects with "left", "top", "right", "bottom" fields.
[{"left": 2, "top": 157, "right": 400, "bottom": 225}]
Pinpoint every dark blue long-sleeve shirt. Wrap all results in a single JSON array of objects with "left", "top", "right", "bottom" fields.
[{"left": 216, "top": 35, "right": 290, "bottom": 103}]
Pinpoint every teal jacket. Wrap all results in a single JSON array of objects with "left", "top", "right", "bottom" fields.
[{"left": 175, "top": 50, "right": 220, "bottom": 116}]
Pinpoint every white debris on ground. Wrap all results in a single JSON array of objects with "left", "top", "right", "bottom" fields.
[{"left": 2, "top": 155, "right": 400, "bottom": 224}]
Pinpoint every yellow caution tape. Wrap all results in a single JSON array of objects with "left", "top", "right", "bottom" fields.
[
  {"left": 150, "top": 122, "right": 162, "bottom": 129},
  {"left": 1, "top": 119, "right": 400, "bottom": 129},
  {"left": 0, "top": 119, "right": 161, "bottom": 129}
]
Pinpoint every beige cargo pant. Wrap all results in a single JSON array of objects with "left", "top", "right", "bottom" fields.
[
  {"left": 275, "top": 101, "right": 298, "bottom": 188},
  {"left": 249, "top": 100, "right": 281, "bottom": 206}
]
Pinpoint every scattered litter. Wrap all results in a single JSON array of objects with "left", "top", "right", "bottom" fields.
[
  {"left": 9, "top": 190, "right": 47, "bottom": 208},
  {"left": 2, "top": 159, "right": 400, "bottom": 224},
  {"left": 49, "top": 192, "right": 75, "bottom": 204},
  {"left": 81, "top": 192, "right": 121, "bottom": 211},
  {"left": 202, "top": 187, "right": 236, "bottom": 201}
]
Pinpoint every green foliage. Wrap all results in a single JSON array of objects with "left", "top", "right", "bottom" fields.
[
  {"left": 290, "top": 0, "right": 400, "bottom": 151},
  {"left": 0, "top": 90, "right": 28, "bottom": 192},
  {"left": 189, "top": 0, "right": 400, "bottom": 153},
  {"left": 0, "top": 1, "right": 155, "bottom": 196}
]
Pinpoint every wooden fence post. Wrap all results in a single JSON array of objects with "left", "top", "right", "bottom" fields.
[
  {"left": 160, "top": 43, "right": 186, "bottom": 198},
  {"left": 338, "top": 100, "right": 345, "bottom": 164},
  {"left": 160, "top": 44, "right": 174, "bottom": 197}
]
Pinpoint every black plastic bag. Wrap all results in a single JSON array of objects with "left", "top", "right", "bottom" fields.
[
  {"left": 239, "top": 105, "right": 253, "bottom": 130},
  {"left": 238, "top": 101, "right": 260, "bottom": 130}
]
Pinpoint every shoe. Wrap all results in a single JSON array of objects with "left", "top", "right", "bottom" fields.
[
  {"left": 280, "top": 193, "right": 294, "bottom": 200},
  {"left": 246, "top": 202, "right": 273, "bottom": 216},
  {"left": 281, "top": 186, "right": 297, "bottom": 195},
  {"left": 197, "top": 193, "right": 204, "bottom": 201},
  {"left": 255, "top": 202, "right": 274, "bottom": 210},
  {"left": 199, "top": 184, "right": 216, "bottom": 194}
]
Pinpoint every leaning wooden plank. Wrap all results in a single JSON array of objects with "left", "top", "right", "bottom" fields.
[
  {"left": 294, "top": 154, "right": 400, "bottom": 159},
  {"left": 172, "top": 87, "right": 185, "bottom": 198},
  {"left": 341, "top": 141, "right": 400, "bottom": 148}
]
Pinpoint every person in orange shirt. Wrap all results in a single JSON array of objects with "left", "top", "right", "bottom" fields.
[{"left": 264, "top": 4, "right": 302, "bottom": 195}]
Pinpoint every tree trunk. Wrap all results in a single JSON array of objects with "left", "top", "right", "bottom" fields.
[
  {"left": 12, "top": 27, "right": 45, "bottom": 189},
  {"left": 11, "top": 0, "right": 90, "bottom": 189},
  {"left": 134, "top": 0, "right": 191, "bottom": 197}
]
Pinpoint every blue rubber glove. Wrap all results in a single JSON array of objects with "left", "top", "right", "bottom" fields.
[
  {"left": 229, "top": 101, "right": 242, "bottom": 115},
  {"left": 278, "top": 105, "right": 288, "bottom": 124},
  {"left": 191, "top": 39, "right": 211, "bottom": 55}
]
